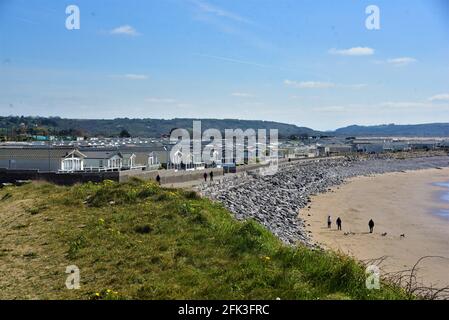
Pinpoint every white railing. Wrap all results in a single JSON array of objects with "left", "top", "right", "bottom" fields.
[
  {"left": 146, "top": 164, "right": 160, "bottom": 171},
  {"left": 82, "top": 167, "right": 121, "bottom": 172}
]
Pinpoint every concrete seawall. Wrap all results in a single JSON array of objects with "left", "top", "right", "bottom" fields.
[
  {"left": 119, "top": 167, "right": 224, "bottom": 185},
  {"left": 0, "top": 167, "right": 224, "bottom": 186},
  {"left": 0, "top": 168, "right": 119, "bottom": 185}
]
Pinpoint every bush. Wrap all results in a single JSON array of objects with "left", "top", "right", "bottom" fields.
[{"left": 184, "top": 190, "right": 200, "bottom": 200}]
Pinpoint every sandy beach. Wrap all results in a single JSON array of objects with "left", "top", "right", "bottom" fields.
[{"left": 303, "top": 168, "right": 449, "bottom": 288}]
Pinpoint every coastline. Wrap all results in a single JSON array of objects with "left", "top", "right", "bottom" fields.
[
  {"left": 303, "top": 167, "right": 449, "bottom": 288},
  {"left": 200, "top": 155, "right": 449, "bottom": 246}
]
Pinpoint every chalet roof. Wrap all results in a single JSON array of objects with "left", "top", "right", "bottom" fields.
[
  {"left": 120, "top": 152, "right": 136, "bottom": 157},
  {"left": 118, "top": 144, "right": 167, "bottom": 152},
  {"left": 82, "top": 150, "right": 123, "bottom": 160},
  {"left": 0, "top": 147, "right": 81, "bottom": 160}
]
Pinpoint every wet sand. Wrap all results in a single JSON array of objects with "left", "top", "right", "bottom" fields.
[{"left": 303, "top": 168, "right": 449, "bottom": 288}]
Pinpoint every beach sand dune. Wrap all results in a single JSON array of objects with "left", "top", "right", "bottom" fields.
[{"left": 304, "top": 168, "right": 449, "bottom": 289}]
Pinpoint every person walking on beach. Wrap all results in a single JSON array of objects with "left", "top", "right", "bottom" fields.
[
  {"left": 336, "top": 217, "right": 342, "bottom": 231},
  {"left": 368, "top": 219, "right": 375, "bottom": 233},
  {"left": 156, "top": 174, "right": 161, "bottom": 185},
  {"left": 203, "top": 172, "right": 208, "bottom": 182},
  {"left": 209, "top": 171, "right": 214, "bottom": 181},
  {"left": 327, "top": 215, "right": 332, "bottom": 229}
]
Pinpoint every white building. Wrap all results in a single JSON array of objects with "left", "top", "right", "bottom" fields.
[
  {"left": 82, "top": 151, "right": 123, "bottom": 171},
  {"left": 60, "top": 150, "right": 86, "bottom": 172},
  {"left": 121, "top": 152, "right": 137, "bottom": 169}
]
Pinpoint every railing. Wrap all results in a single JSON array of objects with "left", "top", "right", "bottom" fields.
[
  {"left": 146, "top": 164, "right": 160, "bottom": 171},
  {"left": 121, "top": 165, "right": 147, "bottom": 171},
  {"left": 59, "top": 165, "right": 150, "bottom": 173},
  {"left": 81, "top": 167, "right": 121, "bottom": 172}
]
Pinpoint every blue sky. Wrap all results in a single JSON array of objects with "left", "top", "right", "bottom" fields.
[{"left": 0, "top": 0, "right": 448, "bottom": 130}]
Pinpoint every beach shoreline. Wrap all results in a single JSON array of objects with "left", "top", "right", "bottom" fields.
[
  {"left": 200, "top": 155, "right": 449, "bottom": 246},
  {"left": 303, "top": 167, "right": 449, "bottom": 289}
]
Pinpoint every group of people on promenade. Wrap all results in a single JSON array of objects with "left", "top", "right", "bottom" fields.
[
  {"left": 327, "top": 215, "right": 375, "bottom": 234},
  {"left": 203, "top": 171, "right": 214, "bottom": 182}
]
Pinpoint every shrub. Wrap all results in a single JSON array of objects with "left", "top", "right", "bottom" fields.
[{"left": 184, "top": 191, "right": 200, "bottom": 200}]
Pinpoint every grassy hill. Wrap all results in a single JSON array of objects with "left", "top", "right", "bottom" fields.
[
  {"left": 334, "top": 123, "right": 449, "bottom": 137},
  {"left": 0, "top": 179, "right": 406, "bottom": 300}
]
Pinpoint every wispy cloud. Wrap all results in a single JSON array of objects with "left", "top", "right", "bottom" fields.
[
  {"left": 312, "top": 100, "right": 442, "bottom": 113},
  {"left": 373, "top": 57, "right": 417, "bottom": 67},
  {"left": 231, "top": 92, "right": 254, "bottom": 98},
  {"left": 145, "top": 98, "right": 193, "bottom": 109},
  {"left": 145, "top": 97, "right": 177, "bottom": 103},
  {"left": 386, "top": 57, "right": 417, "bottom": 67},
  {"left": 329, "top": 47, "right": 375, "bottom": 56},
  {"left": 284, "top": 80, "right": 366, "bottom": 90},
  {"left": 110, "top": 74, "right": 149, "bottom": 80},
  {"left": 284, "top": 80, "right": 335, "bottom": 89},
  {"left": 195, "top": 53, "right": 272, "bottom": 69},
  {"left": 15, "top": 16, "right": 39, "bottom": 25},
  {"left": 110, "top": 25, "right": 140, "bottom": 36},
  {"left": 379, "top": 101, "right": 429, "bottom": 108},
  {"left": 190, "top": 0, "right": 252, "bottom": 24},
  {"left": 123, "top": 74, "right": 148, "bottom": 80},
  {"left": 188, "top": 1, "right": 273, "bottom": 50},
  {"left": 429, "top": 93, "right": 449, "bottom": 102}
]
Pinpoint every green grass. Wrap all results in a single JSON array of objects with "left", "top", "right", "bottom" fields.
[{"left": 0, "top": 179, "right": 407, "bottom": 300}]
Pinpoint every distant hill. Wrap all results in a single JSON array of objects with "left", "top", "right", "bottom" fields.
[
  {"left": 3, "top": 116, "right": 449, "bottom": 139},
  {"left": 333, "top": 123, "right": 449, "bottom": 137},
  {"left": 0, "top": 116, "right": 320, "bottom": 139}
]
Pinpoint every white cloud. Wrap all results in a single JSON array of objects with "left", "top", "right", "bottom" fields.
[
  {"left": 284, "top": 80, "right": 335, "bottom": 89},
  {"left": 429, "top": 93, "right": 449, "bottom": 102},
  {"left": 231, "top": 92, "right": 254, "bottom": 98},
  {"left": 110, "top": 25, "right": 140, "bottom": 36},
  {"left": 329, "top": 47, "right": 375, "bottom": 56},
  {"left": 386, "top": 57, "right": 417, "bottom": 67},
  {"left": 284, "top": 80, "right": 366, "bottom": 90},
  {"left": 145, "top": 97, "right": 177, "bottom": 103},
  {"left": 123, "top": 74, "right": 148, "bottom": 80}
]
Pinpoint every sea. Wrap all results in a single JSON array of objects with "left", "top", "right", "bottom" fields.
[{"left": 433, "top": 181, "right": 449, "bottom": 219}]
